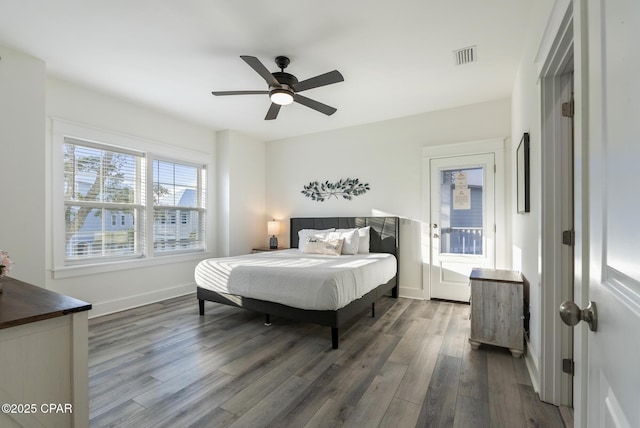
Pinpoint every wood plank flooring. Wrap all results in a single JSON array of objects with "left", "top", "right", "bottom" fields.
[{"left": 88, "top": 294, "right": 565, "bottom": 428}]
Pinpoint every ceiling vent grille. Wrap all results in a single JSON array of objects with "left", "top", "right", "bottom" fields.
[{"left": 454, "top": 46, "right": 477, "bottom": 66}]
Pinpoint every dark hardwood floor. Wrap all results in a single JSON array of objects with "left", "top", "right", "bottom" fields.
[{"left": 88, "top": 294, "right": 565, "bottom": 427}]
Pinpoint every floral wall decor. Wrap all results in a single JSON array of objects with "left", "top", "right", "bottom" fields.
[{"left": 301, "top": 178, "right": 370, "bottom": 202}]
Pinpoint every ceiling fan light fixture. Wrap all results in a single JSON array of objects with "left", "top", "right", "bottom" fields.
[{"left": 270, "top": 88, "right": 294, "bottom": 105}]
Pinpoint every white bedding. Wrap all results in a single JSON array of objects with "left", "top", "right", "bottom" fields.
[{"left": 194, "top": 249, "right": 397, "bottom": 311}]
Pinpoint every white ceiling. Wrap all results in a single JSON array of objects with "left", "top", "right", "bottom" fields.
[{"left": 0, "top": 0, "right": 532, "bottom": 141}]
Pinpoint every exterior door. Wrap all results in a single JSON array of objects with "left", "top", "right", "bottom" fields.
[
  {"left": 429, "top": 153, "right": 495, "bottom": 301},
  {"left": 583, "top": 1, "right": 640, "bottom": 426}
]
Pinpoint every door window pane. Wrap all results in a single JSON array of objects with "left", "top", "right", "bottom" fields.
[{"left": 439, "top": 166, "right": 484, "bottom": 255}]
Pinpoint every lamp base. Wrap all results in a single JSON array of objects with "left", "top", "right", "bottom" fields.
[{"left": 269, "top": 236, "right": 278, "bottom": 249}]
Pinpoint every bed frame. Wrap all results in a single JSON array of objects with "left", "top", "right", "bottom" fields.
[{"left": 197, "top": 216, "right": 400, "bottom": 349}]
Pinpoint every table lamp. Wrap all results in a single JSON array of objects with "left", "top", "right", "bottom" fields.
[{"left": 267, "top": 220, "right": 280, "bottom": 249}]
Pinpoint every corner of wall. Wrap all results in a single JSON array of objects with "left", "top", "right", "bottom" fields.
[
  {"left": 0, "top": 45, "right": 47, "bottom": 287},
  {"left": 216, "top": 130, "right": 231, "bottom": 256},
  {"left": 525, "top": 337, "right": 541, "bottom": 393},
  {"left": 216, "top": 130, "right": 267, "bottom": 256}
]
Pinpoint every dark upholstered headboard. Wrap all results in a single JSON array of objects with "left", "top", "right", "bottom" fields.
[{"left": 290, "top": 217, "right": 399, "bottom": 258}]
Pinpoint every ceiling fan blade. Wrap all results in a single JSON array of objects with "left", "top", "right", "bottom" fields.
[
  {"left": 291, "top": 70, "right": 344, "bottom": 92},
  {"left": 241, "top": 55, "right": 280, "bottom": 87},
  {"left": 293, "top": 94, "right": 337, "bottom": 116},
  {"left": 265, "top": 103, "right": 281, "bottom": 120},
  {"left": 212, "top": 90, "right": 268, "bottom": 96}
]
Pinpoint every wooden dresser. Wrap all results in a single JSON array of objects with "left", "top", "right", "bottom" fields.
[
  {"left": 468, "top": 268, "right": 525, "bottom": 358},
  {"left": 0, "top": 277, "right": 92, "bottom": 428}
]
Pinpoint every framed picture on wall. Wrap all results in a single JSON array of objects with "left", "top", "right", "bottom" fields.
[{"left": 517, "top": 132, "right": 530, "bottom": 213}]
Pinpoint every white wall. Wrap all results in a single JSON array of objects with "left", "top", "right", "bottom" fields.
[
  {"left": 510, "top": 0, "right": 556, "bottom": 389},
  {"left": 0, "top": 46, "right": 46, "bottom": 287},
  {"left": 45, "top": 77, "right": 217, "bottom": 317},
  {"left": 216, "top": 130, "right": 266, "bottom": 256},
  {"left": 265, "top": 98, "right": 511, "bottom": 296}
]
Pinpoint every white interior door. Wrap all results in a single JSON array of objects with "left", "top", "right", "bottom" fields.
[
  {"left": 582, "top": 1, "right": 640, "bottom": 426},
  {"left": 429, "top": 154, "right": 495, "bottom": 302}
]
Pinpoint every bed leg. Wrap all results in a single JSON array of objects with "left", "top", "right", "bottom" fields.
[
  {"left": 392, "top": 285, "right": 399, "bottom": 298},
  {"left": 331, "top": 327, "right": 339, "bottom": 349},
  {"left": 372, "top": 302, "right": 375, "bottom": 318},
  {"left": 199, "top": 299, "right": 205, "bottom": 316},
  {"left": 265, "top": 314, "right": 271, "bottom": 326}
]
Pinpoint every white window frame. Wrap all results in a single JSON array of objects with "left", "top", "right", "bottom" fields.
[
  {"left": 150, "top": 156, "right": 207, "bottom": 256},
  {"left": 51, "top": 119, "right": 212, "bottom": 279},
  {"left": 63, "top": 137, "right": 146, "bottom": 264}
]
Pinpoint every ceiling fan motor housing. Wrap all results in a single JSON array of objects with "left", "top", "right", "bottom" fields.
[
  {"left": 272, "top": 71, "right": 298, "bottom": 87},
  {"left": 270, "top": 71, "right": 297, "bottom": 101}
]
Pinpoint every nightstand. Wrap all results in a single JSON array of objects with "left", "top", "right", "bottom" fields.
[
  {"left": 468, "top": 268, "right": 525, "bottom": 358},
  {"left": 251, "top": 247, "right": 284, "bottom": 253}
]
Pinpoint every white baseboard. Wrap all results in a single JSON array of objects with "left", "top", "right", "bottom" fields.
[
  {"left": 524, "top": 337, "right": 540, "bottom": 393},
  {"left": 88, "top": 283, "right": 195, "bottom": 318},
  {"left": 399, "top": 287, "right": 425, "bottom": 300}
]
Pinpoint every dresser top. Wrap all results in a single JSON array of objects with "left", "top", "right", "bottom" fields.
[
  {"left": 470, "top": 268, "right": 523, "bottom": 284},
  {"left": 0, "top": 277, "right": 91, "bottom": 329}
]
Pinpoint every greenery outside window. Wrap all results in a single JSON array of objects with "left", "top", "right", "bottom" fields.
[
  {"left": 62, "top": 137, "right": 207, "bottom": 266},
  {"left": 63, "top": 138, "right": 145, "bottom": 262}
]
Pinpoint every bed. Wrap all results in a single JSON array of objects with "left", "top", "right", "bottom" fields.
[{"left": 195, "top": 216, "right": 399, "bottom": 349}]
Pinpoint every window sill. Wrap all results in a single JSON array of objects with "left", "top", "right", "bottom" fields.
[{"left": 52, "top": 251, "right": 214, "bottom": 279}]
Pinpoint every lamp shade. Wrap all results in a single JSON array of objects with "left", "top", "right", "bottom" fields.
[{"left": 267, "top": 220, "right": 280, "bottom": 236}]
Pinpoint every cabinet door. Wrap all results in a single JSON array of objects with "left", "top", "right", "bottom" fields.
[{"left": 471, "top": 280, "right": 522, "bottom": 349}]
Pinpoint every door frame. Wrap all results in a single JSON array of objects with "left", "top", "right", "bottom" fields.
[
  {"left": 421, "top": 138, "right": 507, "bottom": 300},
  {"left": 536, "top": 0, "right": 588, "bottom": 424}
]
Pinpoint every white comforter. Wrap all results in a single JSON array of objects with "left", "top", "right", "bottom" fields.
[{"left": 194, "top": 249, "right": 397, "bottom": 311}]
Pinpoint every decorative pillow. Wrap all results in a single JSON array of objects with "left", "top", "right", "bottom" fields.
[
  {"left": 357, "top": 226, "right": 371, "bottom": 254},
  {"left": 298, "top": 228, "right": 335, "bottom": 252},
  {"left": 303, "top": 237, "right": 344, "bottom": 256},
  {"left": 330, "top": 228, "right": 360, "bottom": 255}
]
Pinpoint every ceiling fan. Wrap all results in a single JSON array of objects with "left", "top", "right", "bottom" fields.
[{"left": 212, "top": 55, "right": 344, "bottom": 120}]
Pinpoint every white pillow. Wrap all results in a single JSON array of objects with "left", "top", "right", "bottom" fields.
[
  {"left": 298, "top": 228, "right": 335, "bottom": 252},
  {"left": 357, "top": 226, "right": 371, "bottom": 254},
  {"left": 303, "top": 237, "right": 344, "bottom": 256},
  {"left": 330, "top": 228, "right": 360, "bottom": 255}
]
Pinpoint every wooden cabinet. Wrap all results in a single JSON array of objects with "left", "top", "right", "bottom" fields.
[
  {"left": 0, "top": 277, "right": 91, "bottom": 427},
  {"left": 468, "top": 268, "right": 525, "bottom": 358}
]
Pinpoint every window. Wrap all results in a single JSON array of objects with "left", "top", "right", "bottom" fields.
[
  {"left": 61, "top": 133, "right": 207, "bottom": 268},
  {"left": 153, "top": 159, "right": 206, "bottom": 253},
  {"left": 63, "top": 138, "right": 144, "bottom": 262},
  {"left": 438, "top": 167, "right": 485, "bottom": 255}
]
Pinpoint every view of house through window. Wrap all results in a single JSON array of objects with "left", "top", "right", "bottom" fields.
[
  {"left": 438, "top": 166, "right": 485, "bottom": 255},
  {"left": 63, "top": 139, "right": 143, "bottom": 261},
  {"left": 153, "top": 159, "right": 206, "bottom": 253},
  {"left": 63, "top": 138, "right": 206, "bottom": 264}
]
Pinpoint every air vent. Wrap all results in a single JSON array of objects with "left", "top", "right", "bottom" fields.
[{"left": 454, "top": 46, "right": 477, "bottom": 66}]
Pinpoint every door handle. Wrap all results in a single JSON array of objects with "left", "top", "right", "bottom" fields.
[{"left": 559, "top": 301, "right": 597, "bottom": 332}]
